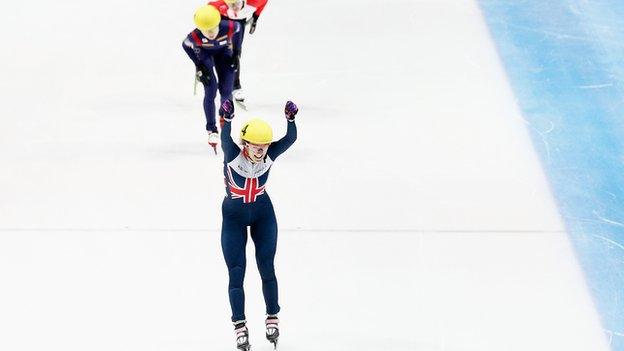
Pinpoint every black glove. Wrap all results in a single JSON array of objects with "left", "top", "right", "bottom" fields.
[
  {"left": 231, "top": 54, "right": 240, "bottom": 72},
  {"left": 195, "top": 65, "right": 210, "bottom": 84},
  {"left": 249, "top": 14, "right": 259, "bottom": 34}
]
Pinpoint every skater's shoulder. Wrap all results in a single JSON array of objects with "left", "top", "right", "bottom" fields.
[
  {"left": 247, "top": 0, "right": 268, "bottom": 11},
  {"left": 218, "top": 18, "right": 241, "bottom": 35},
  {"left": 186, "top": 29, "right": 204, "bottom": 45},
  {"left": 208, "top": 0, "right": 229, "bottom": 16},
  {"left": 225, "top": 6, "right": 256, "bottom": 21}
]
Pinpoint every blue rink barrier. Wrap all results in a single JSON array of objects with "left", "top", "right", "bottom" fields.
[{"left": 479, "top": 1, "right": 624, "bottom": 349}]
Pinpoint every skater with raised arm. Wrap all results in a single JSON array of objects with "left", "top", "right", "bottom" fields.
[
  {"left": 182, "top": 5, "right": 240, "bottom": 152},
  {"left": 208, "top": 0, "right": 269, "bottom": 108},
  {"left": 218, "top": 99, "right": 298, "bottom": 350}
]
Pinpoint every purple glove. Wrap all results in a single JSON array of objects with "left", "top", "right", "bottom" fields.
[
  {"left": 219, "top": 99, "right": 235, "bottom": 121},
  {"left": 285, "top": 101, "right": 298, "bottom": 121}
]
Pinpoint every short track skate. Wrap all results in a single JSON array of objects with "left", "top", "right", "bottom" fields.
[
  {"left": 265, "top": 316, "right": 279, "bottom": 350},
  {"left": 233, "top": 321, "right": 251, "bottom": 351}
]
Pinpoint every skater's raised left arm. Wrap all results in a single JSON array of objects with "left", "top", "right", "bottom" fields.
[{"left": 267, "top": 101, "right": 298, "bottom": 160}]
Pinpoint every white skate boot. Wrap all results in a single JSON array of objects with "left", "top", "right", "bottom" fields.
[
  {"left": 233, "top": 320, "right": 251, "bottom": 351},
  {"left": 265, "top": 315, "right": 279, "bottom": 350},
  {"left": 233, "top": 89, "right": 247, "bottom": 110},
  {"left": 208, "top": 131, "right": 219, "bottom": 154}
]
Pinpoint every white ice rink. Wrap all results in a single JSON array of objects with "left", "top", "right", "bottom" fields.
[{"left": 0, "top": 0, "right": 611, "bottom": 350}]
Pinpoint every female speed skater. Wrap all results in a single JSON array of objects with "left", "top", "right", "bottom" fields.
[
  {"left": 218, "top": 98, "right": 298, "bottom": 350},
  {"left": 182, "top": 5, "right": 240, "bottom": 152},
  {"left": 208, "top": 0, "right": 269, "bottom": 107}
]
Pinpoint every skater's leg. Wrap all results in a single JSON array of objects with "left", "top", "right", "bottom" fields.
[
  {"left": 232, "top": 24, "right": 245, "bottom": 91},
  {"left": 250, "top": 201, "right": 280, "bottom": 316},
  {"left": 215, "top": 54, "right": 235, "bottom": 104},
  {"left": 202, "top": 67, "right": 219, "bottom": 133},
  {"left": 233, "top": 56, "right": 242, "bottom": 91},
  {"left": 221, "top": 200, "right": 249, "bottom": 322}
]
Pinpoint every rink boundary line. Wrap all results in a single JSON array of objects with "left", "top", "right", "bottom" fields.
[{"left": 0, "top": 228, "right": 566, "bottom": 234}]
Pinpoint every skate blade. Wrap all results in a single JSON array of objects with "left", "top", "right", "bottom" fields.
[
  {"left": 234, "top": 99, "right": 247, "bottom": 111},
  {"left": 209, "top": 144, "right": 217, "bottom": 155}
]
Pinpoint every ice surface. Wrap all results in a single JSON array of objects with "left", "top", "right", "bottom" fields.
[{"left": 0, "top": 0, "right": 609, "bottom": 350}]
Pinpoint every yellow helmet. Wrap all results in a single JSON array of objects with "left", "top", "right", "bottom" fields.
[
  {"left": 194, "top": 5, "right": 221, "bottom": 31},
  {"left": 224, "top": 0, "right": 243, "bottom": 4},
  {"left": 240, "top": 118, "right": 273, "bottom": 144}
]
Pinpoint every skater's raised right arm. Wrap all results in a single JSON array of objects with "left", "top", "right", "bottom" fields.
[{"left": 219, "top": 100, "right": 242, "bottom": 162}]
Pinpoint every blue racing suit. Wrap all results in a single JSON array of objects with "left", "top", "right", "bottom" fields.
[
  {"left": 220, "top": 118, "right": 297, "bottom": 322},
  {"left": 182, "top": 21, "right": 240, "bottom": 132}
]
